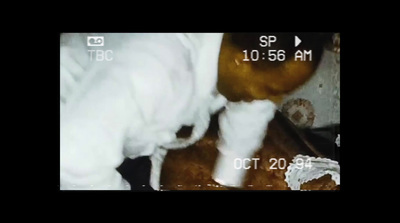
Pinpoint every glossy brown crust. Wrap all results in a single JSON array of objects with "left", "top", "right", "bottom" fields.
[
  {"left": 217, "top": 33, "right": 328, "bottom": 103},
  {"left": 160, "top": 33, "right": 337, "bottom": 190},
  {"left": 160, "top": 112, "right": 339, "bottom": 190}
]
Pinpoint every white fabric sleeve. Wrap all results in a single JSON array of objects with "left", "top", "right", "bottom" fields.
[
  {"left": 212, "top": 99, "right": 277, "bottom": 187},
  {"left": 60, "top": 66, "right": 137, "bottom": 190}
]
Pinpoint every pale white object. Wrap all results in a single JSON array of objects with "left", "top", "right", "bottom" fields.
[
  {"left": 335, "top": 134, "right": 340, "bottom": 147},
  {"left": 284, "top": 154, "right": 340, "bottom": 190},
  {"left": 212, "top": 100, "right": 277, "bottom": 187},
  {"left": 60, "top": 33, "right": 224, "bottom": 190}
]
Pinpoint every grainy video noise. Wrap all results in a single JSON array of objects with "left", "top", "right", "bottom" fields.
[{"left": 60, "top": 33, "right": 340, "bottom": 191}]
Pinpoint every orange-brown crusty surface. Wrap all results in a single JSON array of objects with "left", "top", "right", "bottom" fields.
[
  {"left": 160, "top": 113, "right": 339, "bottom": 191},
  {"left": 216, "top": 33, "right": 328, "bottom": 103},
  {"left": 160, "top": 33, "right": 337, "bottom": 190}
]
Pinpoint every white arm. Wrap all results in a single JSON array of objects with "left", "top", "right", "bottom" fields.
[
  {"left": 212, "top": 99, "right": 277, "bottom": 187},
  {"left": 60, "top": 66, "right": 136, "bottom": 190}
]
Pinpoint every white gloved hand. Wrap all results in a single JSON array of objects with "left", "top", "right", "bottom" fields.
[{"left": 212, "top": 99, "right": 277, "bottom": 187}]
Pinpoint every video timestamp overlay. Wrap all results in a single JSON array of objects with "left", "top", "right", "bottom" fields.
[
  {"left": 60, "top": 33, "right": 340, "bottom": 191},
  {"left": 243, "top": 35, "right": 311, "bottom": 62}
]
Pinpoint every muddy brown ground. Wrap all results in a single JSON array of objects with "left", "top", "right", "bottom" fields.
[{"left": 160, "top": 111, "right": 339, "bottom": 191}]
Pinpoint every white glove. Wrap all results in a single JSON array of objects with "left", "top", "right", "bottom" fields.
[{"left": 212, "top": 99, "right": 277, "bottom": 187}]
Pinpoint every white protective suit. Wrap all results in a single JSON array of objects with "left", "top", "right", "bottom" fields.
[{"left": 60, "top": 33, "right": 277, "bottom": 190}]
